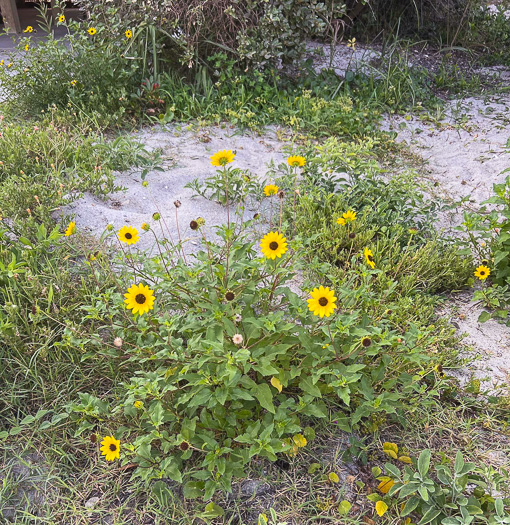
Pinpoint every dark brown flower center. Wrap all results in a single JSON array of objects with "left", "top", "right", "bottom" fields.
[
  {"left": 349, "top": 232, "right": 356, "bottom": 239},
  {"left": 125, "top": 232, "right": 132, "bottom": 239},
  {"left": 368, "top": 255, "right": 374, "bottom": 262},
  {"left": 225, "top": 291, "right": 235, "bottom": 301},
  {"left": 109, "top": 444, "right": 117, "bottom": 451},
  {"left": 179, "top": 442, "right": 190, "bottom": 451},
  {"left": 318, "top": 297, "right": 328, "bottom": 307},
  {"left": 362, "top": 337, "right": 372, "bottom": 347},
  {"left": 269, "top": 241, "right": 279, "bottom": 250},
  {"left": 135, "top": 293, "right": 146, "bottom": 304},
  {"left": 190, "top": 220, "right": 198, "bottom": 230},
  {"left": 480, "top": 271, "right": 485, "bottom": 276}
]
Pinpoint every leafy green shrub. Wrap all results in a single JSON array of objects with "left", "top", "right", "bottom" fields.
[
  {"left": 0, "top": 5, "right": 142, "bottom": 121},
  {"left": 76, "top": 0, "right": 345, "bottom": 69},
  {"left": 372, "top": 448, "right": 510, "bottom": 524}
]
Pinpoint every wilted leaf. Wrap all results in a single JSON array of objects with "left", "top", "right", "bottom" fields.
[
  {"left": 375, "top": 501, "right": 388, "bottom": 517},
  {"left": 328, "top": 472, "right": 340, "bottom": 483},
  {"left": 270, "top": 376, "right": 283, "bottom": 393},
  {"left": 378, "top": 477, "right": 395, "bottom": 494},
  {"left": 293, "top": 434, "right": 307, "bottom": 448}
]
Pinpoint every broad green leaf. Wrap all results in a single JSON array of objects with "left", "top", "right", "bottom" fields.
[
  {"left": 254, "top": 383, "right": 275, "bottom": 414},
  {"left": 417, "top": 449, "right": 431, "bottom": 477},
  {"left": 338, "top": 500, "right": 352, "bottom": 515}
]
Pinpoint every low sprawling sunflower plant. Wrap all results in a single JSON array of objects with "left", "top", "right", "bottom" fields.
[{"left": 57, "top": 152, "right": 447, "bottom": 500}]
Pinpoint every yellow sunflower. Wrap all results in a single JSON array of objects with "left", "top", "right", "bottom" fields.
[
  {"left": 287, "top": 155, "right": 306, "bottom": 168},
  {"left": 474, "top": 265, "right": 490, "bottom": 280},
  {"left": 64, "top": 221, "right": 76, "bottom": 236},
  {"left": 71, "top": 80, "right": 77, "bottom": 86},
  {"left": 124, "top": 283, "right": 155, "bottom": 315},
  {"left": 125, "top": 29, "right": 133, "bottom": 39},
  {"left": 24, "top": 26, "right": 33, "bottom": 33},
  {"left": 118, "top": 225, "right": 139, "bottom": 245},
  {"left": 100, "top": 435, "right": 121, "bottom": 461},
  {"left": 87, "top": 27, "right": 97, "bottom": 35},
  {"left": 307, "top": 286, "right": 337, "bottom": 318},
  {"left": 58, "top": 14, "right": 65, "bottom": 23},
  {"left": 264, "top": 184, "right": 279, "bottom": 196},
  {"left": 364, "top": 247, "right": 375, "bottom": 269},
  {"left": 24, "top": 44, "right": 30, "bottom": 52},
  {"left": 260, "top": 231, "right": 288, "bottom": 260},
  {"left": 210, "top": 149, "right": 235, "bottom": 167}
]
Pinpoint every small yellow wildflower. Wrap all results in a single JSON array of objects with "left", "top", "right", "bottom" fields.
[
  {"left": 260, "top": 231, "right": 288, "bottom": 259},
  {"left": 307, "top": 286, "right": 337, "bottom": 318},
  {"left": 337, "top": 210, "right": 356, "bottom": 224},
  {"left": 347, "top": 37, "right": 356, "bottom": 50},
  {"left": 100, "top": 435, "right": 120, "bottom": 461},
  {"left": 364, "top": 247, "right": 375, "bottom": 269},
  {"left": 474, "top": 265, "right": 490, "bottom": 280},
  {"left": 118, "top": 225, "right": 139, "bottom": 245},
  {"left": 24, "top": 26, "right": 33, "bottom": 33},
  {"left": 287, "top": 155, "right": 306, "bottom": 168},
  {"left": 210, "top": 149, "right": 235, "bottom": 167},
  {"left": 71, "top": 80, "right": 77, "bottom": 86},
  {"left": 87, "top": 27, "right": 97, "bottom": 35},
  {"left": 264, "top": 184, "right": 279, "bottom": 196},
  {"left": 58, "top": 14, "right": 65, "bottom": 23},
  {"left": 64, "top": 221, "right": 76, "bottom": 236},
  {"left": 124, "top": 283, "right": 155, "bottom": 316},
  {"left": 134, "top": 400, "right": 143, "bottom": 409},
  {"left": 0, "top": 60, "right": 4, "bottom": 66},
  {"left": 125, "top": 29, "right": 133, "bottom": 39},
  {"left": 24, "top": 44, "right": 30, "bottom": 52}
]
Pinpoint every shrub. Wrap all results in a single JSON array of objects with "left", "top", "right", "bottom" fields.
[
  {"left": 0, "top": 5, "right": 143, "bottom": 121},
  {"left": 75, "top": 0, "right": 345, "bottom": 69}
]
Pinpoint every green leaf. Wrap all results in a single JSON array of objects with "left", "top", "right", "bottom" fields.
[
  {"left": 338, "top": 500, "right": 352, "bottom": 515},
  {"left": 253, "top": 383, "right": 275, "bottom": 414},
  {"left": 299, "top": 376, "right": 322, "bottom": 398},
  {"left": 203, "top": 502, "right": 225, "bottom": 518},
  {"left": 454, "top": 451, "right": 465, "bottom": 474},
  {"left": 417, "top": 507, "right": 442, "bottom": 525},
  {"left": 401, "top": 497, "right": 420, "bottom": 517},
  {"left": 417, "top": 449, "right": 431, "bottom": 478},
  {"left": 183, "top": 481, "right": 204, "bottom": 499},
  {"left": 477, "top": 311, "right": 491, "bottom": 323}
]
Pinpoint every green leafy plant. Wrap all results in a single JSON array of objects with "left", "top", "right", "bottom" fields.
[{"left": 374, "top": 449, "right": 510, "bottom": 525}]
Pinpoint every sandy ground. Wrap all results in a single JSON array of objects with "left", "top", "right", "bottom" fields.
[{"left": 62, "top": 125, "right": 286, "bottom": 255}]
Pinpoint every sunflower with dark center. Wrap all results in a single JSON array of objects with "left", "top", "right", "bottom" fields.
[
  {"left": 179, "top": 441, "right": 190, "bottom": 451},
  {"left": 190, "top": 220, "right": 199, "bottom": 230},
  {"left": 361, "top": 336, "right": 372, "bottom": 347},
  {"left": 100, "top": 435, "right": 121, "bottom": 461},
  {"left": 474, "top": 265, "right": 490, "bottom": 280},
  {"left": 225, "top": 291, "right": 235, "bottom": 302},
  {"left": 307, "top": 286, "right": 337, "bottom": 318},
  {"left": 364, "top": 247, "right": 375, "bottom": 269},
  {"left": 118, "top": 225, "right": 139, "bottom": 245},
  {"left": 124, "top": 283, "right": 155, "bottom": 315},
  {"left": 260, "top": 232, "right": 288, "bottom": 260}
]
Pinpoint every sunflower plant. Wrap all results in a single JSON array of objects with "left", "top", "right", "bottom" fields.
[{"left": 51, "top": 201, "right": 446, "bottom": 501}]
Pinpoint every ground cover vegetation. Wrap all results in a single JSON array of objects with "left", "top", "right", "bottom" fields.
[{"left": 1, "top": 0, "right": 509, "bottom": 523}]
